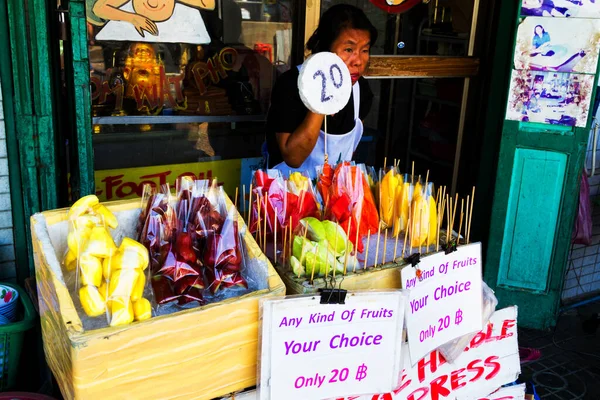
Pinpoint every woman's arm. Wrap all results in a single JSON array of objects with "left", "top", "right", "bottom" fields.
[
  {"left": 179, "top": 0, "right": 216, "bottom": 11},
  {"left": 276, "top": 112, "right": 325, "bottom": 168},
  {"left": 93, "top": 0, "right": 158, "bottom": 36}
]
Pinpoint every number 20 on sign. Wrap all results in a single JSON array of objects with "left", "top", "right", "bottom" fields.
[{"left": 259, "top": 292, "right": 406, "bottom": 400}]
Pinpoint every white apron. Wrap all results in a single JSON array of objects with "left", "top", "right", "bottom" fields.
[{"left": 274, "top": 67, "right": 364, "bottom": 178}]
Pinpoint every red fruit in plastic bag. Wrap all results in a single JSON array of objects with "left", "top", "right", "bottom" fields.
[
  {"left": 151, "top": 275, "right": 179, "bottom": 305},
  {"left": 178, "top": 286, "right": 204, "bottom": 305},
  {"left": 174, "top": 274, "right": 205, "bottom": 295},
  {"left": 176, "top": 231, "right": 197, "bottom": 264},
  {"left": 158, "top": 246, "right": 198, "bottom": 282}
]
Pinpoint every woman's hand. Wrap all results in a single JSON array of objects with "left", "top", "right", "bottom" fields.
[
  {"left": 130, "top": 14, "right": 159, "bottom": 37},
  {"left": 276, "top": 111, "right": 325, "bottom": 168}
]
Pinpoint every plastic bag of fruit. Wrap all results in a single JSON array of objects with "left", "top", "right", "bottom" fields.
[
  {"left": 64, "top": 195, "right": 152, "bottom": 327},
  {"left": 139, "top": 179, "right": 207, "bottom": 307},
  {"left": 199, "top": 185, "right": 250, "bottom": 298}
]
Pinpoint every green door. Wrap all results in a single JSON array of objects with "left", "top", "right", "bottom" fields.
[{"left": 484, "top": 5, "right": 598, "bottom": 329}]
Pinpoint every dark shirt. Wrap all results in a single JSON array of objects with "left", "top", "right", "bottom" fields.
[{"left": 265, "top": 67, "right": 373, "bottom": 168}]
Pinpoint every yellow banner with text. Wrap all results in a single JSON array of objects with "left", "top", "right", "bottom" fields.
[{"left": 95, "top": 159, "right": 242, "bottom": 202}]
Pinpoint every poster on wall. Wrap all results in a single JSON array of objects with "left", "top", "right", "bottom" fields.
[
  {"left": 514, "top": 17, "right": 600, "bottom": 74},
  {"left": 505, "top": 69, "right": 594, "bottom": 127},
  {"left": 521, "top": 0, "right": 600, "bottom": 18},
  {"left": 86, "top": 0, "right": 214, "bottom": 43}
]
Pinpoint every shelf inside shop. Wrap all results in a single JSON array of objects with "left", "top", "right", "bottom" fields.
[
  {"left": 409, "top": 149, "right": 453, "bottom": 168},
  {"left": 420, "top": 31, "right": 468, "bottom": 45},
  {"left": 92, "top": 114, "right": 267, "bottom": 125},
  {"left": 414, "top": 94, "right": 461, "bottom": 107}
]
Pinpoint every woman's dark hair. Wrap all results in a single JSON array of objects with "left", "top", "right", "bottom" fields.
[
  {"left": 534, "top": 25, "right": 545, "bottom": 35},
  {"left": 306, "top": 4, "right": 377, "bottom": 54}
]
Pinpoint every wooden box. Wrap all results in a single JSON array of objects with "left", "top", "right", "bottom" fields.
[{"left": 31, "top": 198, "right": 285, "bottom": 400}]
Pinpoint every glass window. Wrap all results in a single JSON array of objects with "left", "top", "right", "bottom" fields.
[{"left": 85, "top": 0, "right": 295, "bottom": 199}]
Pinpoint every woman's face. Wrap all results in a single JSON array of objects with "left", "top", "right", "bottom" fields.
[
  {"left": 535, "top": 26, "right": 543, "bottom": 36},
  {"left": 331, "top": 28, "right": 371, "bottom": 84}
]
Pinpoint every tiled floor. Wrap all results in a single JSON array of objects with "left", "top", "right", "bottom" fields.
[{"left": 518, "top": 302, "right": 600, "bottom": 400}]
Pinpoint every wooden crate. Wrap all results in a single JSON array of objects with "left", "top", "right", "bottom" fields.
[
  {"left": 276, "top": 262, "right": 407, "bottom": 294},
  {"left": 31, "top": 198, "right": 285, "bottom": 400}
]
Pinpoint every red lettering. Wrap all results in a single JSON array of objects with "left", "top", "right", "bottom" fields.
[
  {"left": 467, "top": 359, "right": 484, "bottom": 382},
  {"left": 418, "top": 351, "right": 439, "bottom": 383},
  {"left": 220, "top": 47, "right": 237, "bottom": 70},
  {"left": 484, "top": 356, "right": 501, "bottom": 380},
  {"left": 207, "top": 55, "right": 228, "bottom": 84},
  {"left": 91, "top": 76, "right": 101, "bottom": 100},
  {"left": 407, "top": 387, "right": 428, "bottom": 400},
  {"left": 116, "top": 181, "right": 139, "bottom": 199},
  {"left": 429, "top": 375, "right": 451, "bottom": 400},
  {"left": 393, "top": 371, "right": 411, "bottom": 394},
  {"left": 470, "top": 331, "right": 487, "bottom": 350},
  {"left": 450, "top": 367, "right": 467, "bottom": 390},
  {"left": 101, "top": 174, "right": 125, "bottom": 200},
  {"left": 133, "top": 84, "right": 160, "bottom": 111},
  {"left": 140, "top": 171, "right": 171, "bottom": 187},
  {"left": 500, "top": 319, "right": 516, "bottom": 338}
]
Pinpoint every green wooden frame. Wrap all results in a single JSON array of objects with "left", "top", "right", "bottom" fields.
[
  {"left": 483, "top": 4, "right": 599, "bottom": 329},
  {"left": 0, "top": 0, "right": 60, "bottom": 282}
]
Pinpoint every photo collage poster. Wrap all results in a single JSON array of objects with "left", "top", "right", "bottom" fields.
[{"left": 506, "top": 0, "right": 600, "bottom": 127}]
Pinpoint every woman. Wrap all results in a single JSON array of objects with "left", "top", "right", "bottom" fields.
[
  {"left": 265, "top": 4, "right": 377, "bottom": 175},
  {"left": 532, "top": 25, "right": 551, "bottom": 50}
]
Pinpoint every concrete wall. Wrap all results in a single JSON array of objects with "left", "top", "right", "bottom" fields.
[{"left": 0, "top": 80, "right": 15, "bottom": 281}]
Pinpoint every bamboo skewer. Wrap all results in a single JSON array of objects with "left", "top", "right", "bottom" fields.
[
  {"left": 452, "top": 194, "right": 459, "bottom": 234},
  {"left": 383, "top": 228, "right": 388, "bottom": 265},
  {"left": 289, "top": 216, "right": 293, "bottom": 262},
  {"left": 364, "top": 230, "right": 371, "bottom": 270},
  {"left": 403, "top": 216, "right": 410, "bottom": 257},
  {"left": 425, "top": 170, "right": 430, "bottom": 194},
  {"left": 256, "top": 194, "right": 261, "bottom": 245},
  {"left": 375, "top": 225, "right": 381, "bottom": 267},
  {"left": 283, "top": 221, "right": 288, "bottom": 266},
  {"left": 384, "top": 157, "right": 388, "bottom": 171},
  {"left": 332, "top": 222, "right": 340, "bottom": 279},
  {"left": 344, "top": 219, "right": 351, "bottom": 275},
  {"left": 436, "top": 196, "right": 442, "bottom": 252},
  {"left": 263, "top": 196, "right": 268, "bottom": 254},
  {"left": 234, "top": 187, "right": 239, "bottom": 210},
  {"left": 354, "top": 216, "right": 361, "bottom": 273},
  {"left": 247, "top": 184, "right": 253, "bottom": 225},
  {"left": 467, "top": 187, "right": 475, "bottom": 244},
  {"left": 419, "top": 208, "right": 423, "bottom": 254},
  {"left": 310, "top": 243, "right": 317, "bottom": 283},
  {"left": 458, "top": 200, "right": 464, "bottom": 246},
  {"left": 446, "top": 195, "right": 451, "bottom": 245},
  {"left": 394, "top": 217, "right": 400, "bottom": 261},
  {"left": 411, "top": 161, "right": 415, "bottom": 185},
  {"left": 242, "top": 185, "right": 246, "bottom": 222},
  {"left": 464, "top": 195, "right": 470, "bottom": 244},
  {"left": 273, "top": 208, "right": 278, "bottom": 264}
]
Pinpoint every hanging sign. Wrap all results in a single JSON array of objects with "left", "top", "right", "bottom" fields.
[
  {"left": 337, "top": 307, "right": 520, "bottom": 400},
  {"left": 259, "top": 291, "right": 406, "bottom": 400},
  {"left": 402, "top": 243, "right": 483, "bottom": 364}
]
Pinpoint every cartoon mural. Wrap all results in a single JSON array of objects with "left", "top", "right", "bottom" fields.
[
  {"left": 514, "top": 17, "right": 600, "bottom": 74},
  {"left": 87, "top": 0, "right": 215, "bottom": 44}
]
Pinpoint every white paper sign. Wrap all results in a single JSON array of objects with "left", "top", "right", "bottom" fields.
[
  {"left": 337, "top": 307, "right": 521, "bottom": 400},
  {"left": 259, "top": 292, "right": 406, "bottom": 400},
  {"left": 402, "top": 243, "right": 484, "bottom": 364}
]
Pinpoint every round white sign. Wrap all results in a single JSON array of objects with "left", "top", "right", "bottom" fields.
[{"left": 298, "top": 52, "right": 352, "bottom": 115}]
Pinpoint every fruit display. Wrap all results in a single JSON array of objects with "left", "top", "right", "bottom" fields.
[
  {"left": 64, "top": 195, "right": 151, "bottom": 326},
  {"left": 138, "top": 179, "right": 250, "bottom": 307},
  {"left": 317, "top": 162, "right": 379, "bottom": 254},
  {"left": 250, "top": 170, "right": 320, "bottom": 238},
  {"left": 290, "top": 217, "right": 359, "bottom": 278}
]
